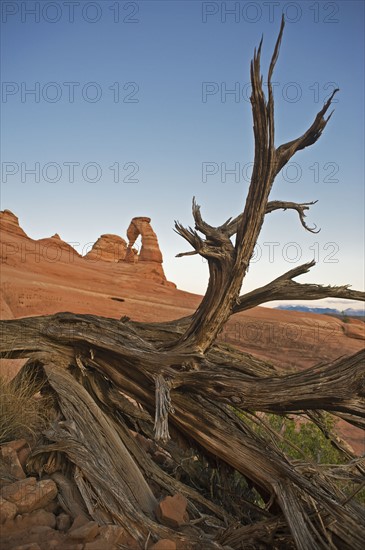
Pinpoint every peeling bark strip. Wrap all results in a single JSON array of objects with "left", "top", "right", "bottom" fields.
[
  {"left": 154, "top": 374, "right": 174, "bottom": 442},
  {"left": 1, "top": 17, "right": 365, "bottom": 549}
]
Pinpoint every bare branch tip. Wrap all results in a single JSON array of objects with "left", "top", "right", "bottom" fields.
[
  {"left": 326, "top": 109, "right": 335, "bottom": 123},
  {"left": 322, "top": 89, "right": 339, "bottom": 117},
  {"left": 278, "top": 14, "right": 285, "bottom": 38},
  {"left": 268, "top": 15, "right": 285, "bottom": 83},
  {"left": 175, "top": 250, "right": 198, "bottom": 258},
  {"left": 309, "top": 224, "right": 320, "bottom": 234},
  {"left": 295, "top": 259, "right": 316, "bottom": 275}
]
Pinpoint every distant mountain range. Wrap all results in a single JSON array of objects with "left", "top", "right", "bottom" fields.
[{"left": 276, "top": 305, "right": 364, "bottom": 317}]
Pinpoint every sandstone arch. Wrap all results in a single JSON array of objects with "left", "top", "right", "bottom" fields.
[{"left": 125, "top": 217, "right": 163, "bottom": 264}]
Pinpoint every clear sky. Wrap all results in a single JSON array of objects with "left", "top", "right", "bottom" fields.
[{"left": 1, "top": 0, "right": 364, "bottom": 311}]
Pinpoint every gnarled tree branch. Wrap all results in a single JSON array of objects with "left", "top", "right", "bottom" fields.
[
  {"left": 224, "top": 199, "right": 319, "bottom": 236},
  {"left": 233, "top": 261, "right": 365, "bottom": 313},
  {"left": 266, "top": 200, "right": 319, "bottom": 233},
  {"left": 275, "top": 88, "right": 339, "bottom": 174}
]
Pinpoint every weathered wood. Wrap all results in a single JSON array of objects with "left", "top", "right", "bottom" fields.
[
  {"left": 2, "top": 314, "right": 364, "bottom": 423},
  {"left": 1, "top": 312, "right": 365, "bottom": 548},
  {"left": 233, "top": 261, "right": 365, "bottom": 313},
  {"left": 1, "top": 17, "right": 364, "bottom": 550}
]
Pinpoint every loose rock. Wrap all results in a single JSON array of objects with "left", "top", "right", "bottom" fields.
[
  {"left": 99, "top": 524, "right": 127, "bottom": 544},
  {"left": 1, "top": 477, "right": 58, "bottom": 514},
  {"left": 156, "top": 493, "right": 189, "bottom": 529},
  {"left": 17, "top": 446, "right": 31, "bottom": 472},
  {"left": 150, "top": 539, "right": 177, "bottom": 550},
  {"left": 0, "top": 495, "right": 17, "bottom": 523},
  {"left": 56, "top": 512, "right": 71, "bottom": 531},
  {"left": 1, "top": 446, "right": 26, "bottom": 479},
  {"left": 67, "top": 521, "right": 100, "bottom": 542},
  {"left": 69, "top": 512, "right": 90, "bottom": 531}
]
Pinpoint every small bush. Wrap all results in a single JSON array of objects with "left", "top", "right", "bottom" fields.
[
  {"left": 238, "top": 411, "right": 365, "bottom": 505},
  {"left": 0, "top": 372, "right": 51, "bottom": 444},
  {"left": 240, "top": 412, "right": 343, "bottom": 464}
]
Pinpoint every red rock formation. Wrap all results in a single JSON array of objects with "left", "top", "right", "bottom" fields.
[
  {"left": 124, "top": 247, "right": 138, "bottom": 263},
  {"left": 0, "top": 210, "right": 28, "bottom": 238},
  {"left": 124, "top": 217, "right": 166, "bottom": 281},
  {"left": 126, "top": 217, "right": 163, "bottom": 263},
  {"left": 37, "top": 234, "right": 81, "bottom": 259},
  {"left": 0, "top": 211, "right": 81, "bottom": 267},
  {"left": 85, "top": 234, "right": 127, "bottom": 263}
]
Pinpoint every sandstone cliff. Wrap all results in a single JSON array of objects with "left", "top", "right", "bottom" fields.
[
  {"left": 81, "top": 216, "right": 166, "bottom": 285},
  {"left": 85, "top": 234, "right": 127, "bottom": 262},
  {"left": 0, "top": 210, "right": 28, "bottom": 238},
  {"left": 0, "top": 210, "right": 171, "bottom": 285}
]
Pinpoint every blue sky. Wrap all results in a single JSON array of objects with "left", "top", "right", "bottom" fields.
[{"left": 1, "top": 0, "right": 364, "bottom": 310}]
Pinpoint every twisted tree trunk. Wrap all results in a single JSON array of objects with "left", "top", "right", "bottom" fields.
[{"left": 1, "top": 16, "right": 364, "bottom": 550}]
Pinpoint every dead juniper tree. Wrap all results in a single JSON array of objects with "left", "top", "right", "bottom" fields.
[{"left": 1, "top": 17, "right": 364, "bottom": 550}]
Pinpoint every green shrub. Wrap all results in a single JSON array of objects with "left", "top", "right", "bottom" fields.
[
  {"left": 256, "top": 412, "right": 342, "bottom": 464},
  {"left": 239, "top": 411, "right": 365, "bottom": 505}
]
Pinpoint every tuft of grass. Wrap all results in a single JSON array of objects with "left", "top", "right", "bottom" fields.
[{"left": 0, "top": 372, "right": 51, "bottom": 445}]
